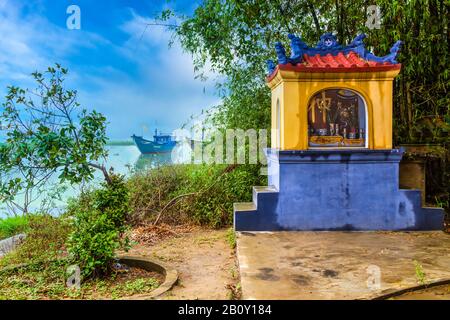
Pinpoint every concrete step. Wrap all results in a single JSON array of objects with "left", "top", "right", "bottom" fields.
[
  {"left": 253, "top": 186, "right": 278, "bottom": 193},
  {"left": 234, "top": 202, "right": 260, "bottom": 230},
  {"left": 420, "top": 207, "right": 445, "bottom": 230},
  {"left": 253, "top": 186, "right": 278, "bottom": 208},
  {"left": 234, "top": 202, "right": 256, "bottom": 212},
  {"left": 234, "top": 186, "right": 280, "bottom": 231}
]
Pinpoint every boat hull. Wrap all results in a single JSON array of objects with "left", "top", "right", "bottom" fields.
[{"left": 131, "top": 135, "right": 176, "bottom": 154}]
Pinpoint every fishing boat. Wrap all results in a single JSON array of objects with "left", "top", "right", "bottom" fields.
[{"left": 131, "top": 130, "right": 176, "bottom": 154}]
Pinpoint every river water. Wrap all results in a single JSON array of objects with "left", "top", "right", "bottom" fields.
[{"left": 0, "top": 145, "right": 173, "bottom": 218}]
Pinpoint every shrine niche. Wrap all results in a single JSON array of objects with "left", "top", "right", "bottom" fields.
[{"left": 308, "top": 89, "right": 366, "bottom": 148}]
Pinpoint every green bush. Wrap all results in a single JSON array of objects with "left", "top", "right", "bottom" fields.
[
  {"left": 127, "top": 165, "right": 186, "bottom": 224},
  {"left": 127, "top": 164, "right": 265, "bottom": 228},
  {"left": 180, "top": 164, "right": 263, "bottom": 227},
  {"left": 67, "top": 173, "right": 130, "bottom": 279},
  {"left": 0, "top": 215, "right": 29, "bottom": 240}
]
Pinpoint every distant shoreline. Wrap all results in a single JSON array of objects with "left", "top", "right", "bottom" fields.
[
  {"left": 0, "top": 140, "right": 136, "bottom": 147},
  {"left": 106, "top": 140, "right": 135, "bottom": 146}
]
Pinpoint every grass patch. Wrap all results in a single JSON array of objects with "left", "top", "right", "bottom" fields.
[
  {"left": 226, "top": 228, "right": 236, "bottom": 249},
  {"left": 0, "top": 215, "right": 72, "bottom": 299},
  {"left": 0, "top": 260, "right": 69, "bottom": 300},
  {"left": 0, "top": 261, "right": 161, "bottom": 300},
  {"left": 0, "top": 215, "right": 29, "bottom": 240}
]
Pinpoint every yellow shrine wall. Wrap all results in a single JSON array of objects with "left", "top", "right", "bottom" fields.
[{"left": 268, "top": 69, "right": 400, "bottom": 150}]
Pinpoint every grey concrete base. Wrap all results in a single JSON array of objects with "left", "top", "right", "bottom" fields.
[
  {"left": 236, "top": 231, "right": 450, "bottom": 300},
  {"left": 0, "top": 234, "right": 26, "bottom": 257},
  {"left": 118, "top": 255, "right": 178, "bottom": 300},
  {"left": 234, "top": 149, "right": 445, "bottom": 231}
]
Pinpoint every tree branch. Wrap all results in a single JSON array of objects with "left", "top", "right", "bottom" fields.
[{"left": 88, "top": 162, "right": 112, "bottom": 185}]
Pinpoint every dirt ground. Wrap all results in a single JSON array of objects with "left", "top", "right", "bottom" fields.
[{"left": 126, "top": 227, "right": 239, "bottom": 300}]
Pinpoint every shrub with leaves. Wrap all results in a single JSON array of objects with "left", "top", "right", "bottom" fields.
[
  {"left": 180, "top": 164, "right": 262, "bottom": 228},
  {"left": 127, "top": 164, "right": 264, "bottom": 228},
  {"left": 67, "top": 173, "right": 130, "bottom": 278}
]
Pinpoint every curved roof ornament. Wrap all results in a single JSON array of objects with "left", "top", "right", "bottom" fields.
[{"left": 267, "top": 33, "right": 402, "bottom": 74}]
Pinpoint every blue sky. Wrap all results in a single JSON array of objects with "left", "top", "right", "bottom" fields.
[{"left": 0, "top": 0, "right": 219, "bottom": 139}]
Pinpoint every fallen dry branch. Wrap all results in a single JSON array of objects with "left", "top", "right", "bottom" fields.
[{"left": 152, "top": 164, "right": 238, "bottom": 226}]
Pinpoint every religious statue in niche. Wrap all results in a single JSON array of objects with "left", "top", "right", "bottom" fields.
[{"left": 308, "top": 89, "right": 366, "bottom": 147}]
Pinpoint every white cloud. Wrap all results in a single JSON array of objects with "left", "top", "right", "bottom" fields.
[
  {"left": 0, "top": 1, "right": 114, "bottom": 81},
  {"left": 119, "top": 9, "right": 219, "bottom": 85},
  {"left": 0, "top": 1, "right": 220, "bottom": 139}
]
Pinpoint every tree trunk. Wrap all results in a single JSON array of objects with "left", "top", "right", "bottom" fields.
[
  {"left": 406, "top": 82, "right": 414, "bottom": 141},
  {"left": 307, "top": 1, "right": 321, "bottom": 38}
]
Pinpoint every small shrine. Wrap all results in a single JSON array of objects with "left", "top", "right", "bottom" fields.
[{"left": 234, "top": 33, "right": 444, "bottom": 231}]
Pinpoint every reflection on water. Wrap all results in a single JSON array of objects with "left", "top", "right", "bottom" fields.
[
  {"left": 134, "top": 153, "right": 173, "bottom": 172},
  {"left": 0, "top": 145, "right": 174, "bottom": 218},
  {"left": 100, "top": 145, "right": 174, "bottom": 175}
]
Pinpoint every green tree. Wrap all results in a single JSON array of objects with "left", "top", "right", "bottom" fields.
[
  {"left": 164, "top": 0, "right": 449, "bottom": 144},
  {"left": 0, "top": 64, "right": 111, "bottom": 215}
]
